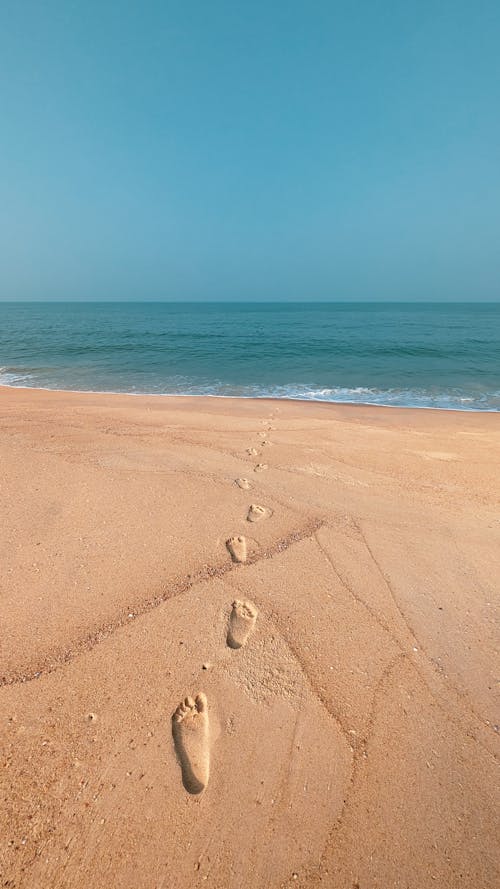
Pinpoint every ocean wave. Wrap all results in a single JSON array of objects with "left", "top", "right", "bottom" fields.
[
  {"left": 0, "top": 366, "right": 36, "bottom": 386},
  {"left": 230, "top": 384, "right": 500, "bottom": 411},
  {"left": 0, "top": 368, "right": 499, "bottom": 411},
  {"left": 255, "top": 384, "right": 500, "bottom": 410}
]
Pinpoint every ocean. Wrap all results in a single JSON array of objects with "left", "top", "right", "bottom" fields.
[{"left": 0, "top": 301, "right": 499, "bottom": 411}]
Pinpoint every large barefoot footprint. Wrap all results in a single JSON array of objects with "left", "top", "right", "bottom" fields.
[
  {"left": 235, "top": 477, "right": 252, "bottom": 490},
  {"left": 226, "top": 535, "right": 247, "bottom": 563},
  {"left": 247, "top": 503, "right": 269, "bottom": 523},
  {"left": 227, "top": 600, "right": 258, "bottom": 649},
  {"left": 172, "top": 693, "right": 210, "bottom": 794}
]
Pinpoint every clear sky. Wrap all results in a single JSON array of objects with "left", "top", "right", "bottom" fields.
[{"left": 1, "top": 1, "right": 499, "bottom": 301}]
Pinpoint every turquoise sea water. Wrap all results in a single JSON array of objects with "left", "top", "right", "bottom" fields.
[{"left": 0, "top": 302, "right": 499, "bottom": 411}]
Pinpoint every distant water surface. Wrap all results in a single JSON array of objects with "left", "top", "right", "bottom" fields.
[{"left": 0, "top": 302, "right": 499, "bottom": 411}]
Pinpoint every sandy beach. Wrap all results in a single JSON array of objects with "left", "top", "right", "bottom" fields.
[{"left": 1, "top": 385, "right": 499, "bottom": 889}]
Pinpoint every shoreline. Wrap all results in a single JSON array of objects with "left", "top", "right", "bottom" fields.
[{"left": 1, "top": 381, "right": 499, "bottom": 414}]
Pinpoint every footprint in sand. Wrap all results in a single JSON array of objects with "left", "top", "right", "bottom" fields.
[
  {"left": 260, "top": 439, "right": 272, "bottom": 447},
  {"left": 247, "top": 503, "right": 269, "bottom": 523},
  {"left": 254, "top": 463, "right": 268, "bottom": 473},
  {"left": 246, "top": 447, "right": 258, "bottom": 456},
  {"left": 226, "top": 535, "right": 247, "bottom": 563},
  {"left": 172, "top": 693, "right": 210, "bottom": 794},
  {"left": 235, "top": 477, "right": 252, "bottom": 490},
  {"left": 227, "top": 600, "right": 258, "bottom": 649}
]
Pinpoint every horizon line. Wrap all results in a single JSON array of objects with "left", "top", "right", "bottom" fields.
[{"left": 1, "top": 298, "right": 500, "bottom": 305}]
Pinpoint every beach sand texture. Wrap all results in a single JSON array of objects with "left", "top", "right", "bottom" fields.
[{"left": 1, "top": 386, "right": 499, "bottom": 888}]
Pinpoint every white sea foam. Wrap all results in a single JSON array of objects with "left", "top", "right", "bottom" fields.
[
  {"left": 0, "top": 366, "right": 35, "bottom": 386},
  {"left": 0, "top": 368, "right": 498, "bottom": 411}
]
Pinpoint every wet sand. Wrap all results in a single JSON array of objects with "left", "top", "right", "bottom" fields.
[{"left": 1, "top": 385, "right": 499, "bottom": 888}]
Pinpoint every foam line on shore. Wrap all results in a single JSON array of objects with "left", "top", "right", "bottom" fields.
[{"left": 1, "top": 380, "right": 498, "bottom": 413}]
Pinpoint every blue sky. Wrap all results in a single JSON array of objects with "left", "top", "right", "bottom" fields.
[{"left": 1, "top": 1, "right": 499, "bottom": 301}]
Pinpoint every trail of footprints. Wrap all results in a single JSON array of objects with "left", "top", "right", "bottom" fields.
[{"left": 172, "top": 412, "right": 277, "bottom": 794}]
